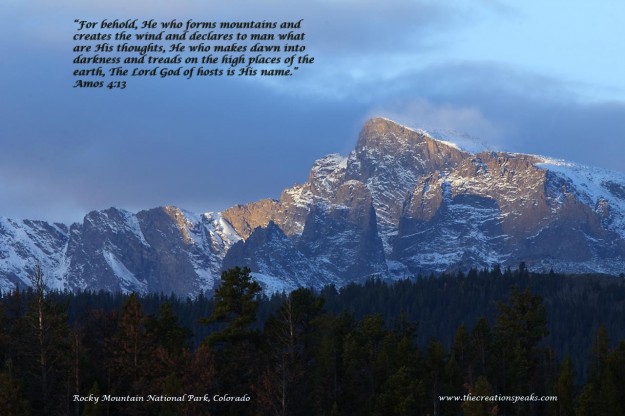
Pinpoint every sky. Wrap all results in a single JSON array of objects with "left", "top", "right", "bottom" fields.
[{"left": 1, "top": 0, "right": 625, "bottom": 223}]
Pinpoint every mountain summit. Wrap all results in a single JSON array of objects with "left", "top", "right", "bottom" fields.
[{"left": 2, "top": 118, "right": 625, "bottom": 294}]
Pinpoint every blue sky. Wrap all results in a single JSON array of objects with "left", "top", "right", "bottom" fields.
[{"left": 1, "top": 0, "right": 625, "bottom": 222}]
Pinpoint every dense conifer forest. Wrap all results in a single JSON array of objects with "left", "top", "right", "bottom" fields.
[{"left": 1, "top": 264, "right": 624, "bottom": 415}]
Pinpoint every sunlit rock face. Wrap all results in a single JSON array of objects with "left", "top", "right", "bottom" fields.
[{"left": 2, "top": 118, "right": 625, "bottom": 295}]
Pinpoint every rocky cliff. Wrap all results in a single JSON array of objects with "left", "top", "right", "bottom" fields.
[{"left": 2, "top": 118, "right": 625, "bottom": 294}]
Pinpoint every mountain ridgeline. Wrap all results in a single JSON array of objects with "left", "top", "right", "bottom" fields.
[{"left": 2, "top": 118, "right": 625, "bottom": 295}]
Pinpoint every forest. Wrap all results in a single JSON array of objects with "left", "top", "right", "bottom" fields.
[{"left": 1, "top": 264, "right": 625, "bottom": 415}]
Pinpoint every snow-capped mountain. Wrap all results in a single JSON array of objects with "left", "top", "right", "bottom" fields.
[{"left": 2, "top": 118, "right": 625, "bottom": 295}]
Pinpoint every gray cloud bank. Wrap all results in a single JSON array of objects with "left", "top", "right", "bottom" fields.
[{"left": 1, "top": 1, "right": 623, "bottom": 222}]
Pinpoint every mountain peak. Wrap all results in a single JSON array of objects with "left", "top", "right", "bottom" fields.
[
  {"left": 3, "top": 117, "right": 625, "bottom": 295},
  {"left": 357, "top": 117, "right": 470, "bottom": 159},
  {"left": 361, "top": 117, "right": 415, "bottom": 135},
  {"left": 358, "top": 117, "right": 427, "bottom": 149}
]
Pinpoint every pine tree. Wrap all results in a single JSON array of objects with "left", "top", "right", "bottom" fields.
[
  {"left": 202, "top": 267, "right": 262, "bottom": 415},
  {"left": 0, "top": 359, "right": 30, "bottom": 416},
  {"left": 258, "top": 288, "right": 324, "bottom": 416},
  {"left": 82, "top": 382, "right": 103, "bottom": 416},
  {"left": 110, "top": 293, "right": 153, "bottom": 416},
  {"left": 493, "top": 287, "right": 549, "bottom": 415},
  {"left": 204, "top": 267, "right": 261, "bottom": 346},
  {"left": 452, "top": 324, "right": 471, "bottom": 382},
  {"left": 23, "top": 264, "right": 70, "bottom": 416},
  {"left": 548, "top": 357, "right": 575, "bottom": 416},
  {"left": 588, "top": 324, "right": 610, "bottom": 385},
  {"left": 596, "top": 341, "right": 625, "bottom": 415},
  {"left": 114, "top": 293, "right": 148, "bottom": 385},
  {"left": 182, "top": 344, "right": 217, "bottom": 416},
  {"left": 471, "top": 317, "right": 492, "bottom": 382},
  {"left": 462, "top": 376, "right": 498, "bottom": 416},
  {"left": 494, "top": 288, "right": 548, "bottom": 387},
  {"left": 425, "top": 338, "right": 446, "bottom": 416},
  {"left": 311, "top": 312, "right": 353, "bottom": 416}
]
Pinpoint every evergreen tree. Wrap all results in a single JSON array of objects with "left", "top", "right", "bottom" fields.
[
  {"left": 588, "top": 324, "right": 610, "bottom": 385},
  {"left": 80, "top": 309, "right": 118, "bottom": 409},
  {"left": 182, "top": 344, "right": 217, "bottom": 416},
  {"left": 425, "top": 338, "right": 446, "bottom": 416},
  {"left": 204, "top": 267, "right": 262, "bottom": 346},
  {"left": 452, "top": 324, "right": 471, "bottom": 382},
  {"left": 548, "top": 357, "right": 575, "bottom": 416},
  {"left": 82, "top": 382, "right": 103, "bottom": 416},
  {"left": 258, "top": 288, "right": 324, "bottom": 416},
  {"left": 144, "top": 302, "right": 192, "bottom": 413},
  {"left": 374, "top": 366, "right": 423, "bottom": 416},
  {"left": 493, "top": 287, "right": 549, "bottom": 415},
  {"left": 0, "top": 359, "right": 30, "bottom": 416},
  {"left": 311, "top": 312, "right": 353, "bottom": 416},
  {"left": 114, "top": 293, "right": 148, "bottom": 384},
  {"left": 596, "top": 341, "right": 625, "bottom": 415},
  {"left": 202, "top": 267, "right": 262, "bottom": 415},
  {"left": 110, "top": 293, "right": 152, "bottom": 415},
  {"left": 471, "top": 317, "right": 492, "bottom": 383},
  {"left": 462, "top": 376, "right": 498, "bottom": 416},
  {"left": 22, "top": 264, "right": 70, "bottom": 416}
]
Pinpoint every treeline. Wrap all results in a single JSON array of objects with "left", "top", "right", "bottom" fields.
[{"left": 0, "top": 265, "right": 624, "bottom": 415}]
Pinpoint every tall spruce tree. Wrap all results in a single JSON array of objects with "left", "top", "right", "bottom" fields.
[
  {"left": 204, "top": 267, "right": 261, "bottom": 346},
  {"left": 258, "top": 288, "right": 324, "bottom": 416},
  {"left": 202, "top": 267, "right": 262, "bottom": 416},
  {"left": 494, "top": 287, "right": 549, "bottom": 415},
  {"left": 24, "top": 263, "right": 70, "bottom": 416},
  {"left": 547, "top": 357, "right": 576, "bottom": 416}
]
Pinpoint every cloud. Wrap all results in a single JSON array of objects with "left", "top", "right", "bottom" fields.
[
  {"left": 0, "top": 48, "right": 367, "bottom": 222},
  {"left": 2, "top": 0, "right": 624, "bottom": 224},
  {"left": 369, "top": 99, "right": 503, "bottom": 146},
  {"left": 365, "top": 63, "right": 625, "bottom": 171}
]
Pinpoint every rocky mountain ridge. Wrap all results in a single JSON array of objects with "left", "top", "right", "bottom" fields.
[{"left": 2, "top": 118, "right": 625, "bottom": 295}]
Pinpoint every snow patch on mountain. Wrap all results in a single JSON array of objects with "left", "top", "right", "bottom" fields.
[
  {"left": 283, "top": 185, "right": 314, "bottom": 209},
  {"left": 426, "top": 129, "right": 493, "bottom": 154},
  {"left": 0, "top": 218, "right": 67, "bottom": 290},
  {"left": 204, "top": 212, "right": 242, "bottom": 249},
  {"left": 102, "top": 250, "right": 147, "bottom": 294},
  {"left": 2, "top": 118, "right": 625, "bottom": 295},
  {"left": 119, "top": 209, "right": 150, "bottom": 246},
  {"left": 251, "top": 272, "right": 299, "bottom": 294},
  {"left": 536, "top": 158, "right": 625, "bottom": 238}
]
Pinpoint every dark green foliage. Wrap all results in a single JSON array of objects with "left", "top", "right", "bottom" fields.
[
  {"left": 0, "top": 360, "right": 30, "bottom": 416},
  {"left": 20, "top": 264, "right": 71, "bottom": 416},
  {"left": 579, "top": 330, "right": 625, "bottom": 416},
  {"left": 201, "top": 266, "right": 263, "bottom": 415},
  {"left": 547, "top": 357, "right": 575, "bottom": 416},
  {"left": 203, "top": 266, "right": 262, "bottom": 346},
  {"left": 462, "top": 376, "right": 498, "bottom": 416},
  {"left": 1, "top": 266, "right": 625, "bottom": 414},
  {"left": 257, "top": 288, "right": 324, "bottom": 415},
  {"left": 82, "top": 382, "right": 103, "bottom": 416},
  {"left": 493, "top": 287, "right": 550, "bottom": 401}
]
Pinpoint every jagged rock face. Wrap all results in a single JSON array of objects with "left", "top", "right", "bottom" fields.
[
  {"left": 394, "top": 189, "right": 507, "bottom": 274},
  {"left": 297, "top": 180, "right": 387, "bottom": 282},
  {"left": 345, "top": 118, "right": 468, "bottom": 252},
  {"left": 222, "top": 153, "right": 348, "bottom": 239},
  {"left": 65, "top": 208, "right": 152, "bottom": 293},
  {"left": 0, "top": 207, "right": 238, "bottom": 295},
  {"left": 223, "top": 221, "right": 338, "bottom": 292},
  {"left": 0, "top": 218, "right": 68, "bottom": 291},
  {"left": 1, "top": 117, "right": 625, "bottom": 295},
  {"left": 65, "top": 206, "right": 225, "bottom": 295},
  {"left": 223, "top": 199, "right": 280, "bottom": 240},
  {"left": 223, "top": 153, "right": 388, "bottom": 287}
]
